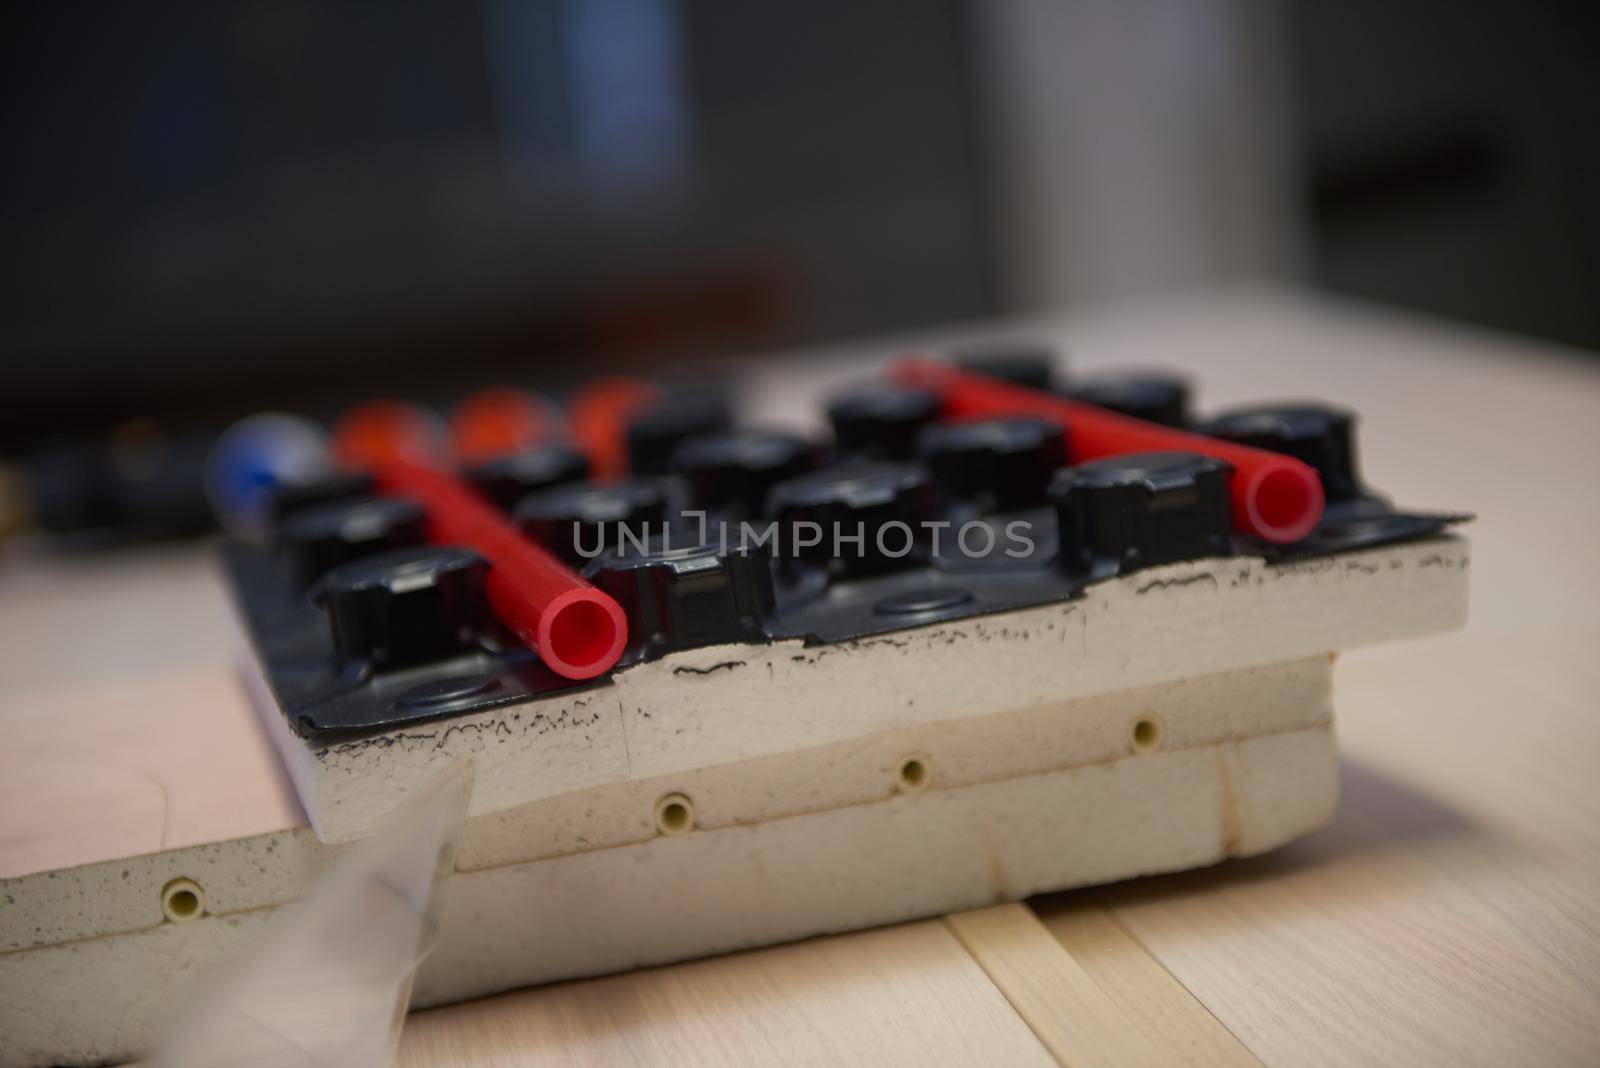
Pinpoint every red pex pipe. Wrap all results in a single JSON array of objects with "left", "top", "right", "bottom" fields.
[
  {"left": 567, "top": 377, "right": 662, "bottom": 479},
  {"left": 893, "top": 360, "right": 1324, "bottom": 544},
  {"left": 373, "top": 458, "right": 628, "bottom": 680},
  {"left": 450, "top": 387, "right": 558, "bottom": 464},
  {"left": 331, "top": 399, "right": 450, "bottom": 470}
]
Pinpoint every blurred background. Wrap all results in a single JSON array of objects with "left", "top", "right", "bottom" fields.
[{"left": 3, "top": 0, "right": 1597, "bottom": 541}]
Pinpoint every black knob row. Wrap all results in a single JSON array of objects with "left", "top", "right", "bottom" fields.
[
  {"left": 269, "top": 442, "right": 595, "bottom": 588},
  {"left": 755, "top": 447, "right": 1235, "bottom": 578},
  {"left": 943, "top": 343, "right": 1191, "bottom": 428},
  {"left": 658, "top": 413, "right": 1068, "bottom": 519},
  {"left": 293, "top": 448, "right": 1241, "bottom": 678}
]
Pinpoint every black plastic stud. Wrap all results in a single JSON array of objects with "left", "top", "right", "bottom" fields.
[
  {"left": 465, "top": 443, "right": 590, "bottom": 511},
  {"left": 311, "top": 545, "right": 489, "bottom": 670},
  {"left": 626, "top": 394, "right": 733, "bottom": 475},
  {"left": 585, "top": 541, "right": 773, "bottom": 661},
  {"left": 952, "top": 344, "right": 1060, "bottom": 391},
  {"left": 267, "top": 471, "right": 377, "bottom": 526},
  {"left": 278, "top": 496, "right": 427, "bottom": 587},
  {"left": 766, "top": 461, "right": 935, "bottom": 574},
  {"left": 1198, "top": 404, "right": 1361, "bottom": 503},
  {"left": 825, "top": 384, "right": 941, "bottom": 460},
  {"left": 1068, "top": 371, "right": 1191, "bottom": 427},
  {"left": 917, "top": 417, "right": 1067, "bottom": 510},
  {"left": 516, "top": 479, "right": 668, "bottom": 563},
  {"left": 1049, "top": 451, "right": 1233, "bottom": 574},
  {"left": 671, "top": 429, "right": 826, "bottom": 515}
]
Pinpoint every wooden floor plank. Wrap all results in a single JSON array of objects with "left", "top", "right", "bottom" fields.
[
  {"left": 1033, "top": 899, "right": 1263, "bottom": 1067},
  {"left": 1100, "top": 700, "right": 1600, "bottom": 1068},
  {"left": 944, "top": 904, "right": 1168, "bottom": 1068},
  {"left": 397, "top": 919, "right": 1057, "bottom": 1067}
]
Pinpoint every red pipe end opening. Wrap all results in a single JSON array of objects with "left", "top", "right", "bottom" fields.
[
  {"left": 537, "top": 588, "right": 630, "bottom": 680},
  {"left": 1242, "top": 464, "right": 1324, "bottom": 544}
]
